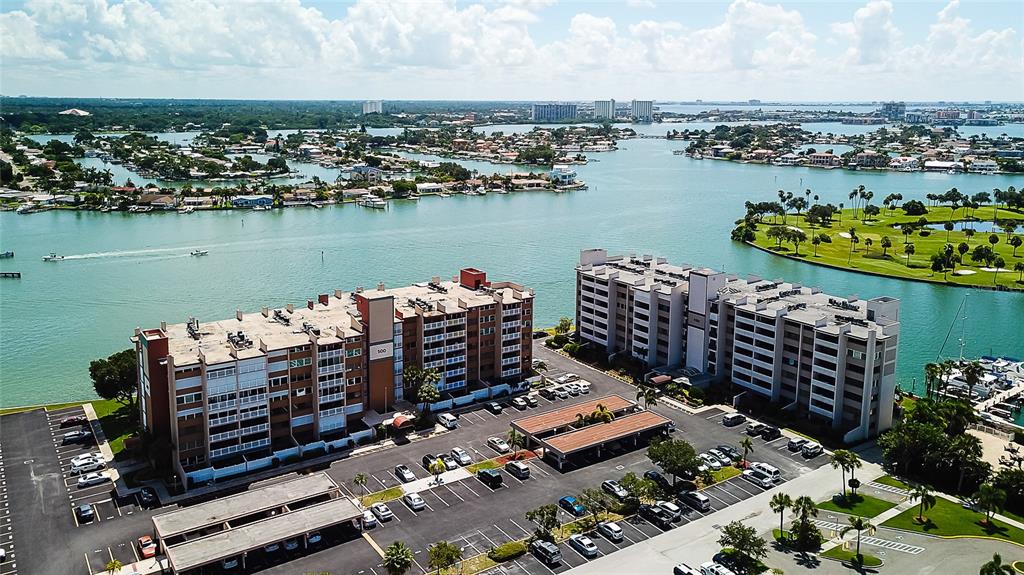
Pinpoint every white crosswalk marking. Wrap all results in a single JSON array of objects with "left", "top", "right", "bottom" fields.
[
  {"left": 867, "top": 481, "right": 909, "bottom": 496},
  {"left": 860, "top": 536, "right": 924, "bottom": 554}
]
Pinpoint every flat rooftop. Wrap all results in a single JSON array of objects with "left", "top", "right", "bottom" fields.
[
  {"left": 153, "top": 473, "right": 337, "bottom": 539},
  {"left": 512, "top": 394, "right": 634, "bottom": 435},
  {"left": 543, "top": 411, "right": 673, "bottom": 457},
  {"left": 165, "top": 496, "right": 361, "bottom": 573}
]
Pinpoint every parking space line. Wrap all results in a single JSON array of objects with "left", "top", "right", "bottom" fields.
[
  {"left": 493, "top": 523, "right": 517, "bottom": 543},
  {"left": 83, "top": 553, "right": 94, "bottom": 575},
  {"left": 460, "top": 481, "right": 481, "bottom": 498},
  {"left": 619, "top": 520, "right": 649, "bottom": 542},
  {"left": 508, "top": 518, "right": 532, "bottom": 537},
  {"left": 442, "top": 484, "right": 465, "bottom": 503},
  {"left": 461, "top": 536, "right": 481, "bottom": 555},
  {"left": 370, "top": 474, "right": 388, "bottom": 489},
  {"left": 477, "top": 530, "right": 500, "bottom": 547},
  {"left": 728, "top": 479, "right": 759, "bottom": 497},
  {"left": 705, "top": 412, "right": 725, "bottom": 420},
  {"left": 702, "top": 489, "right": 733, "bottom": 507},
  {"left": 427, "top": 490, "right": 450, "bottom": 508}
]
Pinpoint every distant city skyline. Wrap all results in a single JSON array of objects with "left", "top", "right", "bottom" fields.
[{"left": 1, "top": 0, "right": 1020, "bottom": 101}]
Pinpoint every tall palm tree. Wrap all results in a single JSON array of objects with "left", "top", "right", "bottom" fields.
[
  {"left": 769, "top": 492, "right": 793, "bottom": 539},
  {"left": 924, "top": 362, "right": 941, "bottom": 398},
  {"left": 507, "top": 428, "right": 525, "bottom": 457},
  {"left": 976, "top": 483, "right": 1007, "bottom": 525},
  {"left": 846, "top": 451, "right": 862, "bottom": 494},
  {"left": 354, "top": 472, "right": 369, "bottom": 494},
  {"left": 840, "top": 516, "right": 875, "bottom": 560},
  {"left": 740, "top": 436, "right": 754, "bottom": 467},
  {"left": 830, "top": 450, "right": 852, "bottom": 497},
  {"left": 909, "top": 484, "right": 936, "bottom": 522},
  {"left": 636, "top": 385, "right": 658, "bottom": 410},
  {"left": 383, "top": 541, "right": 415, "bottom": 575},
  {"left": 979, "top": 553, "right": 1015, "bottom": 575}
]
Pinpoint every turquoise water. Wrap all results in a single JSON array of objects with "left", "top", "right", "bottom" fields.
[{"left": 2, "top": 135, "right": 1023, "bottom": 407}]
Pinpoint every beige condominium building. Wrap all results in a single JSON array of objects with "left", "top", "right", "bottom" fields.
[
  {"left": 575, "top": 249, "right": 900, "bottom": 442},
  {"left": 134, "top": 268, "right": 533, "bottom": 488}
]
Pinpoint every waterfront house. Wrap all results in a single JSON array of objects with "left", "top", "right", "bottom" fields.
[
  {"left": 139, "top": 193, "right": 177, "bottom": 209},
  {"left": 231, "top": 195, "right": 274, "bottom": 208},
  {"left": 351, "top": 165, "right": 385, "bottom": 182},
  {"left": 776, "top": 153, "right": 803, "bottom": 166},
  {"left": 549, "top": 164, "right": 577, "bottom": 185},
  {"left": 889, "top": 157, "right": 920, "bottom": 171},
  {"left": 183, "top": 196, "right": 215, "bottom": 208},
  {"left": 711, "top": 145, "right": 734, "bottom": 158},
  {"left": 416, "top": 183, "right": 445, "bottom": 195},
  {"left": 924, "top": 160, "right": 962, "bottom": 172},
  {"left": 809, "top": 152, "right": 841, "bottom": 167},
  {"left": 968, "top": 158, "right": 998, "bottom": 173},
  {"left": 512, "top": 178, "right": 548, "bottom": 190},
  {"left": 747, "top": 149, "right": 775, "bottom": 161},
  {"left": 854, "top": 150, "right": 888, "bottom": 168}
]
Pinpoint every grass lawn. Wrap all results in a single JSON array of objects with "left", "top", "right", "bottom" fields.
[
  {"left": 817, "top": 493, "right": 898, "bottom": 517},
  {"left": 0, "top": 400, "right": 92, "bottom": 416},
  {"left": 1013, "top": 560, "right": 1024, "bottom": 573},
  {"left": 1001, "top": 509, "right": 1024, "bottom": 525},
  {"left": 466, "top": 459, "right": 500, "bottom": 473},
  {"left": 557, "top": 511, "right": 625, "bottom": 541},
  {"left": 708, "top": 466, "right": 742, "bottom": 484},
  {"left": 91, "top": 399, "right": 138, "bottom": 457},
  {"left": 882, "top": 497, "right": 1024, "bottom": 544},
  {"left": 822, "top": 547, "right": 883, "bottom": 567},
  {"left": 745, "top": 205, "right": 1024, "bottom": 290},
  {"left": 360, "top": 486, "right": 404, "bottom": 507},
  {"left": 874, "top": 475, "right": 911, "bottom": 490}
]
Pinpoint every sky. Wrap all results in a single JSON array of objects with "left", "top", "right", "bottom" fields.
[{"left": 1, "top": 0, "right": 1022, "bottom": 102}]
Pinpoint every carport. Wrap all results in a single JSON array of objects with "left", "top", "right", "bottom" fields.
[
  {"left": 510, "top": 394, "right": 637, "bottom": 449},
  {"left": 539, "top": 411, "right": 673, "bottom": 470}
]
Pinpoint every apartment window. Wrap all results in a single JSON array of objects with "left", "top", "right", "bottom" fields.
[
  {"left": 289, "top": 345, "right": 310, "bottom": 353},
  {"left": 176, "top": 392, "right": 203, "bottom": 405},
  {"left": 269, "top": 376, "right": 287, "bottom": 386},
  {"left": 345, "top": 348, "right": 363, "bottom": 358},
  {"left": 480, "top": 327, "right": 495, "bottom": 336},
  {"left": 289, "top": 357, "right": 312, "bottom": 368},
  {"left": 293, "top": 388, "right": 309, "bottom": 397},
  {"left": 207, "top": 367, "right": 236, "bottom": 380},
  {"left": 847, "top": 349, "right": 866, "bottom": 360},
  {"left": 347, "top": 376, "right": 363, "bottom": 385}
]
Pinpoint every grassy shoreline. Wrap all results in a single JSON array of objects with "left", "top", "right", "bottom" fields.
[{"left": 743, "top": 205, "right": 1024, "bottom": 290}]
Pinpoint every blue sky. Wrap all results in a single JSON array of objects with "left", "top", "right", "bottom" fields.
[{"left": 1, "top": 0, "right": 1021, "bottom": 101}]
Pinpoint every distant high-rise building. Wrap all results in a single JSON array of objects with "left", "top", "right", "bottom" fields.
[
  {"left": 748, "top": 99, "right": 762, "bottom": 105},
  {"left": 531, "top": 103, "right": 578, "bottom": 123},
  {"left": 594, "top": 100, "right": 616, "bottom": 120},
  {"left": 362, "top": 100, "right": 383, "bottom": 115},
  {"left": 630, "top": 100, "right": 654, "bottom": 122},
  {"left": 879, "top": 101, "right": 906, "bottom": 121}
]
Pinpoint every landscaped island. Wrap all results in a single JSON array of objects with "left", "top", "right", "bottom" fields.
[{"left": 732, "top": 186, "right": 1024, "bottom": 290}]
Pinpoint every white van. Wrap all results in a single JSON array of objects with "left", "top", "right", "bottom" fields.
[
  {"left": 722, "top": 413, "right": 746, "bottom": 427},
  {"left": 679, "top": 490, "right": 712, "bottom": 512},
  {"left": 437, "top": 413, "right": 458, "bottom": 429},
  {"left": 750, "top": 462, "right": 781, "bottom": 482}
]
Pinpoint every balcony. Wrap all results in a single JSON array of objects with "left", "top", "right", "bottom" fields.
[
  {"left": 501, "top": 367, "right": 521, "bottom": 378},
  {"left": 424, "top": 359, "right": 444, "bottom": 370},
  {"left": 446, "top": 317, "right": 466, "bottom": 326},
  {"left": 502, "top": 308, "right": 521, "bottom": 317},
  {"left": 501, "top": 344, "right": 521, "bottom": 354},
  {"left": 445, "top": 330, "right": 466, "bottom": 339},
  {"left": 445, "top": 343, "right": 467, "bottom": 353},
  {"left": 424, "top": 346, "right": 445, "bottom": 357},
  {"left": 424, "top": 321, "right": 445, "bottom": 331},
  {"left": 501, "top": 332, "right": 520, "bottom": 342},
  {"left": 319, "top": 392, "right": 343, "bottom": 404},
  {"left": 208, "top": 413, "right": 237, "bottom": 427},
  {"left": 445, "top": 355, "right": 465, "bottom": 366},
  {"left": 319, "top": 406, "right": 345, "bottom": 418},
  {"left": 501, "top": 356, "right": 520, "bottom": 366},
  {"left": 445, "top": 367, "right": 467, "bottom": 378},
  {"left": 424, "top": 334, "right": 445, "bottom": 344},
  {"left": 208, "top": 399, "right": 237, "bottom": 412},
  {"left": 240, "top": 393, "right": 267, "bottom": 406},
  {"left": 318, "top": 363, "right": 344, "bottom": 376},
  {"left": 501, "top": 319, "right": 520, "bottom": 329},
  {"left": 240, "top": 407, "right": 268, "bottom": 421}
]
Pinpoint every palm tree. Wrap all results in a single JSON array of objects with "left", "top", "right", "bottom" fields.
[
  {"left": 905, "top": 243, "right": 915, "bottom": 267},
  {"left": 830, "top": 450, "right": 853, "bottom": 497},
  {"left": 507, "top": 428, "right": 525, "bottom": 457},
  {"left": 979, "top": 553, "right": 1015, "bottom": 575},
  {"left": 354, "top": 472, "right": 369, "bottom": 494},
  {"left": 383, "top": 541, "right": 415, "bottom": 575},
  {"left": 636, "top": 385, "right": 658, "bottom": 409},
  {"left": 976, "top": 483, "right": 1007, "bottom": 525},
  {"left": 105, "top": 560, "right": 123, "bottom": 574},
  {"left": 1015, "top": 261, "right": 1024, "bottom": 283},
  {"left": 429, "top": 458, "right": 447, "bottom": 484},
  {"left": 909, "top": 484, "right": 936, "bottom": 522},
  {"left": 812, "top": 235, "right": 821, "bottom": 256},
  {"left": 590, "top": 403, "right": 614, "bottom": 423},
  {"left": 769, "top": 492, "right": 793, "bottom": 539},
  {"left": 740, "top": 436, "right": 754, "bottom": 467},
  {"left": 428, "top": 540, "right": 462, "bottom": 574},
  {"left": 840, "top": 516, "right": 875, "bottom": 560}
]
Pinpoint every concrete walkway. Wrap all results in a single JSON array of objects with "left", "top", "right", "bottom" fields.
[{"left": 400, "top": 467, "right": 471, "bottom": 495}]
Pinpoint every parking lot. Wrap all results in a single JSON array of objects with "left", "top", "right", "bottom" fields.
[{"left": 0, "top": 439, "right": 16, "bottom": 575}]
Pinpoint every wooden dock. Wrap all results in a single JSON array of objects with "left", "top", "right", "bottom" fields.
[{"left": 0, "top": 272, "right": 21, "bottom": 279}]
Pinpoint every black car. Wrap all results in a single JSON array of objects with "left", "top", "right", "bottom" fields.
[
  {"left": 531, "top": 331, "right": 549, "bottom": 340},
  {"left": 717, "top": 445, "right": 741, "bottom": 461},
  {"left": 644, "top": 469, "right": 672, "bottom": 492},
  {"left": 477, "top": 468, "right": 503, "bottom": 488},
  {"left": 485, "top": 402, "right": 503, "bottom": 415},
  {"left": 138, "top": 487, "right": 158, "bottom": 508},
  {"left": 76, "top": 503, "right": 95, "bottom": 523},
  {"left": 760, "top": 426, "right": 782, "bottom": 440},
  {"left": 421, "top": 454, "right": 438, "bottom": 469},
  {"left": 539, "top": 388, "right": 556, "bottom": 400},
  {"left": 638, "top": 504, "right": 674, "bottom": 529}
]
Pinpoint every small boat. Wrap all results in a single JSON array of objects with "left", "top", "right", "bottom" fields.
[
  {"left": 0, "top": 251, "right": 13, "bottom": 259},
  {"left": 476, "top": 186, "right": 487, "bottom": 195},
  {"left": 252, "top": 205, "right": 270, "bottom": 211},
  {"left": 358, "top": 195, "right": 387, "bottom": 209},
  {"left": 178, "top": 206, "right": 195, "bottom": 214},
  {"left": 190, "top": 250, "right": 209, "bottom": 257},
  {"left": 438, "top": 193, "right": 451, "bottom": 198},
  {"left": 16, "top": 203, "right": 36, "bottom": 214},
  {"left": 42, "top": 252, "right": 64, "bottom": 262}
]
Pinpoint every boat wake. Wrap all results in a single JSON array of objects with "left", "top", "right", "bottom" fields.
[{"left": 62, "top": 246, "right": 203, "bottom": 260}]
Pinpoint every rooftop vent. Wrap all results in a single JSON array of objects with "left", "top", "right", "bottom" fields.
[{"left": 186, "top": 317, "right": 200, "bottom": 340}]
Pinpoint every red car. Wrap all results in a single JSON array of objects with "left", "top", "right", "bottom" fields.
[
  {"left": 61, "top": 415, "right": 88, "bottom": 427},
  {"left": 137, "top": 535, "right": 157, "bottom": 559}
]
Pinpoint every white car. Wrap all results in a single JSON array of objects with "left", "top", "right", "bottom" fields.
[
  {"left": 700, "top": 562, "right": 737, "bottom": 575},
  {"left": 568, "top": 534, "right": 599, "bottom": 558},
  {"left": 742, "top": 469, "right": 774, "bottom": 489},
  {"left": 802, "top": 442, "right": 824, "bottom": 458},
  {"left": 451, "top": 447, "right": 472, "bottom": 466},
  {"left": 597, "top": 521, "right": 623, "bottom": 542},
  {"left": 404, "top": 492, "right": 426, "bottom": 511},
  {"left": 553, "top": 387, "right": 569, "bottom": 400},
  {"left": 707, "top": 449, "right": 731, "bottom": 467},
  {"left": 77, "top": 472, "right": 107, "bottom": 488},
  {"left": 559, "top": 373, "right": 580, "bottom": 383},
  {"left": 70, "top": 452, "right": 103, "bottom": 466},
  {"left": 512, "top": 397, "right": 528, "bottom": 410},
  {"left": 487, "top": 437, "right": 510, "bottom": 453},
  {"left": 71, "top": 458, "right": 106, "bottom": 474},
  {"left": 370, "top": 502, "right": 393, "bottom": 521},
  {"left": 563, "top": 383, "right": 581, "bottom": 396},
  {"left": 361, "top": 510, "right": 377, "bottom": 528},
  {"left": 699, "top": 453, "right": 722, "bottom": 471},
  {"left": 578, "top": 381, "right": 591, "bottom": 394},
  {"left": 656, "top": 500, "right": 682, "bottom": 521}
]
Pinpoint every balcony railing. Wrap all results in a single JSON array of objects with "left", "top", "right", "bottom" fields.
[
  {"left": 501, "top": 344, "right": 521, "bottom": 354},
  {"left": 501, "top": 367, "right": 521, "bottom": 378},
  {"left": 445, "top": 330, "right": 466, "bottom": 339}
]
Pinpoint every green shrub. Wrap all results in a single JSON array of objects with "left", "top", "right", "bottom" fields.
[
  {"left": 919, "top": 229, "right": 931, "bottom": 237},
  {"left": 688, "top": 387, "right": 706, "bottom": 402},
  {"left": 549, "top": 334, "right": 568, "bottom": 348},
  {"left": 356, "top": 435, "right": 374, "bottom": 446},
  {"left": 488, "top": 541, "right": 527, "bottom": 562}
]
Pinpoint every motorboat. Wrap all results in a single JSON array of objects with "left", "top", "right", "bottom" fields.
[
  {"left": 42, "top": 252, "right": 65, "bottom": 262},
  {"left": 438, "top": 193, "right": 451, "bottom": 198},
  {"left": 16, "top": 203, "right": 36, "bottom": 214},
  {"left": 252, "top": 205, "right": 270, "bottom": 211},
  {"left": 178, "top": 206, "right": 195, "bottom": 214},
  {"left": 358, "top": 195, "right": 387, "bottom": 209},
  {"left": 0, "top": 251, "right": 13, "bottom": 259},
  {"left": 190, "top": 250, "right": 209, "bottom": 257}
]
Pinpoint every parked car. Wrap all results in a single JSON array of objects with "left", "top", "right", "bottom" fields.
[
  {"left": 71, "top": 458, "right": 105, "bottom": 475},
  {"left": 558, "top": 496, "right": 586, "bottom": 517},
  {"left": 745, "top": 422, "right": 766, "bottom": 436},
  {"left": 62, "top": 429, "right": 91, "bottom": 444},
  {"left": 403, "top": 492, "right": 426, "bottom": 511},
  {"left": 563, "top": 383, "right": 581, "bottom": 396},
  {"left": 70, "top": 452, "right": 103, "bottom": 466},
  {"left": 284, "top": 538, "right": 300, "bottom": 552},
  {"left": 644, "top": 469, "right": 672, "bottom": 492},
  {"left": 742, "top": 469, "right": 774, "bottom": 489},
  {"left": 487, "top": 437, "right": 510, "bottom": 453},
  {"left": 532, "top": 331, "right": 549, "bottom": 340},
  {"left": 451, "top": 447, "right": 472, "bottom": 466},
  {"left": 76, "top": 503, "right": 94, "bottom": 523},
  {"left": 440, "top": 454, "right": 459, "bottom": 471},
  {"left": 679, "top": 490, "right": 712, "bottom": 512},
  {"left": 553, "top": 387, "right": 569, "bottom": 400},
  {"left": 602, "top": 479, "right": 628, "bottom": 500},
  {"left": 700, "top": 562, "right": 737, "bottom": 575},
  {"left": 760, "top": 426, "right": 782, "bottom": 441},
  {"left": 750, "top": 462, "right": 781, "bottom": 482},
  {"left": 787, "top": 437, "right": 809, "bottom": 452},
  {"left": 568, "top": 534, "right": 599, "bottom": 558},
  {"left": 77, "top": 472, "right": 107, "bottom": 488},
  {"left": 539, "top": 387, "right": 557, "bottom": 400},
  {"left": 396, "top": 464, "right": 417, "bottom": 482},
  {"left": 699, "top": 453, "right": 722, "bottom": 471},
  {"left": 505, "top": 461, "right": 530, "bottom": 480},
  {"left": 717, "top": 445, "right": 741, "bottom": 461},
  {"left": 370, "top": 502, "right": 393, "bottom": 521},
  {"left": 137, "top": 535, "right": 157, "bottom": 559},
  {"left": 578, "top": 381, "right": 591, "bottom": 394},
  {"left": 673, "top": 563, "right": 702, "bottom": 575},
  {"left": 707, "top": 449, "right": 731, "bottom": 467},
  {"left": 361, "top": 510, "right": 377, "bottom": 528},
  {"left": 138, "top": 487, "right": 158, "bottom": 508},
  {"left": 557, "top": 373, "right": 580, "bottom": 384},
  {"left": 511, "top": 397, "right": 528, "bottom": 410},
  {"left": 529, "top": 539, "right": 562, "bottom": 565},
  {"left": 525, "top": 394, "right": 539, "bottom": 407},
  {"left": 656, "top": 500, "right": 683, "bottom": 521},
  {"left": 597, "top": 520, "right": 624, "bottom": 542},
  {"left": 437, "top": 413, "right": 459, "bottom": 429},
  {"left": 721, "top": 413, "right": 746, "bottom": 427},
  {"left": 485, "top": 402, "right": 503, "bottom": 415},
  {"left": 421, "top": 454, "right": 439, "bottom": 469},
  {"left": 638, "top": 504, "right": 674, "bottom": 529},
  {"left": 60, "top": 415, "right": 88, "bottom": 427},
  {"left": 802, "top": 442, "right": 823, "bottom": 458},
  {"left": 477, "top": 468, "right": 504, "bottom": 488}
]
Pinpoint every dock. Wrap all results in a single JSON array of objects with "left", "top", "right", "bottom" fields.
[{"left": 0, "top": 272, "right": 22, "bottom": 279}]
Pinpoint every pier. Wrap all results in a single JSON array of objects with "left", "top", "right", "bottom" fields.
[{"left": 0, "top": 272, "right": 22, "bottom": 279}]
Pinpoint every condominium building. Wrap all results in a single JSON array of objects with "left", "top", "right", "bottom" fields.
[
  {"left": 575, "top": 249, "right": 900, "bottom": 441},
  {"left": 630, "top": 100, "right": 654, "bottom": 122},
  {"left": 362, "top": 100, "right": 383, "bottom": 115},
  {"left": 594, "top": 99, "right": 616, "bottom": 120},
  {"left": 532, "top": 103, "right": 578, "bottom": 123},
  {"left": 134, "top": 268, "right": 533, "bottom": 486}
]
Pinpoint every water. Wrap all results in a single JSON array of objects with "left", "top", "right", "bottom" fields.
[
  {"left": 924, "top": 221, "right": 1020, "bottom": 234},
  {"left": 2, "top": 136, "right": 1023, "bottom": 407}
]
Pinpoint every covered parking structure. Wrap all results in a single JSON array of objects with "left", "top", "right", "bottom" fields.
[
  {"left": 510, "top": 394, "right": 637, "bottom": 448},
  {"left": 152, "top": 472, "right": 361, "bottom": 574},
  {"left": 538, "top": 410, "right": 673, "bottom": 470}
]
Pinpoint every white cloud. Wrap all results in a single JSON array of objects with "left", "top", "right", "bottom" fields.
[
  {"left": 0, "top": 10, "right": 67, "bottom": 61},
  {"left": 626, "top": 0, "right": 656, "bottom": 8},
  {"left": 830, "top": 0, "right": 900, "bottom": 65}
]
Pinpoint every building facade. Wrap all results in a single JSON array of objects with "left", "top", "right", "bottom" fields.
[
  {"left": 135, "top": 268, "right": 533, "bottom": 486},
  {"left": 879, "top": 101, "right": 906, "bottom": 121},
  {"left": 630, "top": 100, "right": 654, "bottom": 122},
  {"left": 575, "top": 249, "right": 899, "bottom": 441},
  {"left": 531, "top": 103, "right": 578, "bottom": 123},
  {"left": 362, "top": 100, "right": 383, "bottom": 114},
  {"left": 594, "top": 100, "right": 616, "bottom": 120}
]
